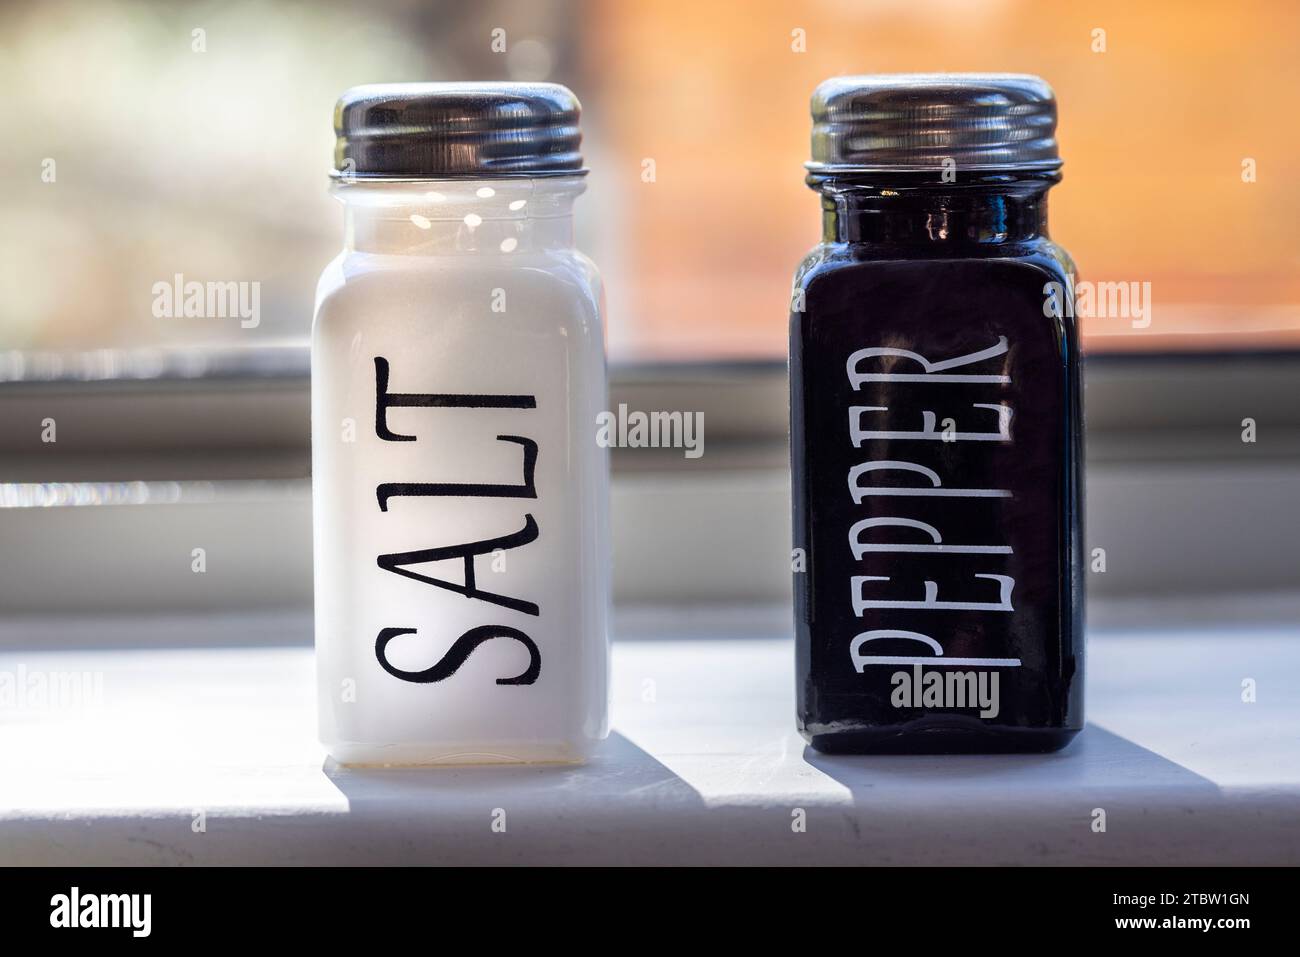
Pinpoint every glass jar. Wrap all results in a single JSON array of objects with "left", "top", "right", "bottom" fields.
[
  {"left": 790, "top": 75, "right": 1084, "bottom": 753},
  {"left": 312, "top": 84, "right": 609, "bottom": 765}
]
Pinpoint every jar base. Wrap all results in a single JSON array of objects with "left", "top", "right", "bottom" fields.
[
  {"left": 802, "top": 724, "right": 1081, "bottom": 755},
  {"left": 323, "top": 738, "right": 597, "bottom": 768}
]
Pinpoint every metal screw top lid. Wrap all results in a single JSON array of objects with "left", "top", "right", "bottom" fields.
[
  {"left": 808, "top": 73, "right": 1061, "bottom": 174},
  {"left": 333, "top": 82, "right": 585, "bottom": 180}
]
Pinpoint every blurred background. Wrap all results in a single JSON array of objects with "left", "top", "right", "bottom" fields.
[
  {"left": 3, "top": 0, "right": 1298, "bottom": 362},
  {"left": 2, "top": 0, "right": 1298, "bottom": 619}
]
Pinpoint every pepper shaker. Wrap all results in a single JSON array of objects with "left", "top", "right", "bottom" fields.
[{"left": 790, "top": 75, "right": 1084, "bottom": 753}]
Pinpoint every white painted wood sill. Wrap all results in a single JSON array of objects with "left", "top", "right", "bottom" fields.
[{"left": 1, "top": 604, "right": 1296, "bottom": 865}]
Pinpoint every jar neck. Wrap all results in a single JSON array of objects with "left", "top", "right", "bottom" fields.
[
  {"left": 335, "top": 176, "right": 585, "bottom": 255},
  {"left": 812, "top": 170, "right": 1058, "bottom": 247}
]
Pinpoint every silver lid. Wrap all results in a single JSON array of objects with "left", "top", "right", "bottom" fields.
[
  {"left": 808, "top": 73, "right": 1060, "bottom": 173},
  {"left": 333, "top": 82, "right": 585, "bottom": 180}
]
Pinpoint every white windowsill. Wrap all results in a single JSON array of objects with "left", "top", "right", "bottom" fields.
[{"left": 1, "top": 603, "right": 1297, "bottom": 865}]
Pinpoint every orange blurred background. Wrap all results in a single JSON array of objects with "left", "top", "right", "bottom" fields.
[
  {"left": 585, "top": 0, "right": 1300, "bottom": 357},
  {"left": 2, "top": 0, "right": 1296, "bottom": 360}
]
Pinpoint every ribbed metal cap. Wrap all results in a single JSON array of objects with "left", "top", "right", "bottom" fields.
[
  {"left": 333, "top": 82, "right": 585, "bottom": 180},
  {"left": 808, "top": 73, "right": 1060, "bottom": 173}
]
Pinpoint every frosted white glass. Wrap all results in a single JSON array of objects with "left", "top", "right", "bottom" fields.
[{"left": 312, "top": 178, "right": 609, "bottom": 765}]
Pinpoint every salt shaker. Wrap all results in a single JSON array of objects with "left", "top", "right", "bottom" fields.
[
  {"left": 312, "top": 83, "right": 609, "bottom": 765},
  {"left": 790, "top": 75, "right": 1084, "bottom": 753}
]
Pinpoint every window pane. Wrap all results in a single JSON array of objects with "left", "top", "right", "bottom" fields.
[{"left": 2, "top": 0, "right": 1296, "bottom": 362}]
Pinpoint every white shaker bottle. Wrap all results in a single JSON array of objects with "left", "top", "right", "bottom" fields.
[{"left": 312, "top": 83, "right": 609, "bottom": 765}]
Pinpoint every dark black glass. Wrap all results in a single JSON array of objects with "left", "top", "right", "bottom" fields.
[{"left": 790, "top": 170, "right": 1084, "bottom": 753}]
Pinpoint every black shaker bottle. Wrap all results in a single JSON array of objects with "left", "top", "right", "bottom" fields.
[{"left": 790, "top": 75, "right": 1084, "bottom": 753}]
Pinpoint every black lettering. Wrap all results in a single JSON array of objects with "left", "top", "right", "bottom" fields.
[
  {"left": 376, "top": 625, "right": 540, "bottom": 685},
  {"left": 376, "top": 514, "right": 540, "bottom": 616},
  {"left": 374, "top": 356, "right": 536, "bottom": 442},
  {"left": 377, "top": 435, "right": 537, "bottom": 511}
]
